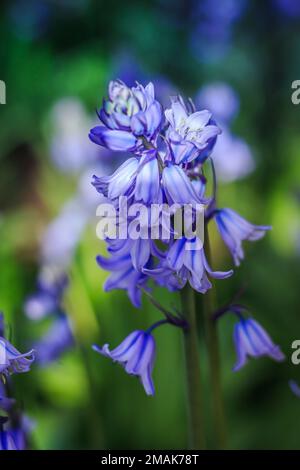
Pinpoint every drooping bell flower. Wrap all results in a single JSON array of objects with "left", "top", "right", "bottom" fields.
[
  {"left": 214, "top": 208, "right": 271, "bottom": 266},
  {"left": 93, "top": 150, "right": 161, "bottom": 205},
  {"left": 166, "top": 237, "right": 233, "bottom": 293},
  {"left": 233, "top": 317, "right": 285, "bottom": 371},
  {"left": 96, "top": 251, "right": 149, "bottom": 308},
  {"left": 162, "top": 163, "right": 206, "bottom": 205},
  {"left": 93, "top": 329, "right": 156, "bottom": 396},
  {"left": 0, "top": 337, "right": 35, "bottom": 378}
]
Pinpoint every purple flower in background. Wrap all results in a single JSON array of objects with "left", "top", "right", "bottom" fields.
[
  {"left": 289, "top": 380, "right": 300, "bottom": 397},
  {"left": 34, "top": 313, "right": 74, "bottom": 366},
  {"left": 49, "top": 98, "right": 102, "bottom": 174},
  {"left": 195, "top": 82, "right": 239, "bottom": 124},
  {"left": 195, "top": 82, "right": 254, "bottom": 183},
  {"left": 190, "top": 0, "right": 248, "bottom": 62},
  {"left": 210, "top": 128, "right": 254, "bottom": 183},
  {"left": 93, "top": 329, "right": 156, "bottom": 396},
  {"left": 0, "top": 337, "right": 35, "bottom": 377},
  {"left": 41, "top": 197, "right": 90, "bottom": 270},
  {"left": 233, "top": 317, "right": 285, "bottom": 371},
  {"left": 25, "top": 273, "right": 75, "bottom": 365},
  {"left": 90, "top": 80, "right": 162, "bottom": 152},
  {"left": 24, "top": 272, "right": 67, "bottom": 320},
  {"left": 165, "top": 97, "right": 221, "bottom": 164},
  {"left": 214, "top": 208, "right": 271, "bottom": 266},
  {"left": 274, "top": 0, "right": 300, "bottom": 17}
]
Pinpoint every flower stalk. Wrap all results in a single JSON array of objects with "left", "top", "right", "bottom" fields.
[
  {"left": 202, "top": 224, "right": 227, "bottom": 449},
  {"left": 180, "top": 285, "right": 206, "bottom": 450}
]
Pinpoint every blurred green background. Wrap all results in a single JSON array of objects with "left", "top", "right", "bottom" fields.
[{"left": 0, "top": 0, "right": 300, "bottom": 450}]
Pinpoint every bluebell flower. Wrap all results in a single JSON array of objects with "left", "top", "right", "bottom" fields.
[
  {"left": 166, "top": 237, "right": 233, "bottom": 293},
  {"left": 92, "top": 157, "right": 140, "bottom": 200},
  {"left": 0, "top": 337, "right": 35, "bottom": 377},
  {"left": 24, "top": 272, "right": 67, "bottom": 320},
  {"left": 214, "top": 208, "right": 271, "bottom": 266},
  {"left": 0, "top": 418, "right": 18, "bottom": 450},
  {"left": 93, "top": 330, "right": 156, "bottom": 395},
  {"left": 134, "top": 151, "right": 160, "bottom": 205},
  {"left": 89, "top": 80, "right": 162, "bottom": 152},
  {"left": 143, "top": 261, "right": 186, "bottom": 292},
  {"left": 34, "top": 313, "right": 74, "bottom": 366},
  {"left": 145, "top": 237, "right": 232, "bottom": 294},
  {"left": 104, "top": 237, "right": 158, "bottom": 273},
  {"left": 233, "top": 317, "right": 285, "bottom": 371},
  {"left": 0, "top": 416, "right": 31, "bottom": 451},
  {"left": 0, "top": 314, "right": 34, "bottom": 451},
  {"left": 5, "top": 419, "right": 31, "bottom": 451},
  {"left": 165, "top": 97, "right": 221, "bottom": 165},
  {"left": 96, "top": 251, "right": 149, "bottom": 308},
  {"left": 162, "top": 162, "right": 205, "bottom": 205},
  {"left": 93, "top": 151, "right": 161, "bottom": 205}
]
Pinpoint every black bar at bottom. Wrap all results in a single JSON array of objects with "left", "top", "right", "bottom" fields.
[{"left": 0, "top": 450, "right": 299, "bottom": 465}]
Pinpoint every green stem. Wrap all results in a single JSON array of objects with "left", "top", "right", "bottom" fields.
[
  {"left": 203, "top": 225, "right": 227, "bottom": 449},
  {"left": 180, "top": 285, "right": 206, "bottom": 450}
]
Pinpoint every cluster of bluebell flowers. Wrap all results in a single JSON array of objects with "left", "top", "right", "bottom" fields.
[
  {"left": 90, "top": 80, "right": 279, "bottom": 394},
  {"left": 0, "top": 313, "right": 35, "bottom": 450}
]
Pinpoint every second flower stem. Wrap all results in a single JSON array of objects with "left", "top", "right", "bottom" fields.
[{"left": 180, "top": 285, "right": 206, "bottom": 450}]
